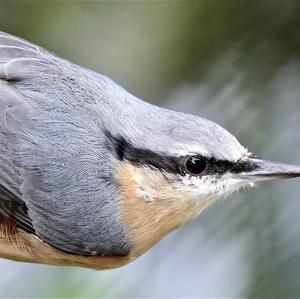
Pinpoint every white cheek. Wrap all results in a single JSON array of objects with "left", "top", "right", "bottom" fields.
[
  {"left": 182, "top": 174, "right": 254, "bottom": 199},
  {"left": 182, "top": 175, "right": 217, "bottom": 197}
]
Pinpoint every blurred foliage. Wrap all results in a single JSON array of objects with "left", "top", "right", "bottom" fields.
[
  {"left": 1, "top": 0, "right": 300, "bottom": 101},
  {"left": 0, "top": 0, "right": 300, "bottom": 298}
]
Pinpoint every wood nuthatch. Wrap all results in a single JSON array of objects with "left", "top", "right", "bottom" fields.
[{"left": 0, "top": 32, "right": 299, "bottom": 270}]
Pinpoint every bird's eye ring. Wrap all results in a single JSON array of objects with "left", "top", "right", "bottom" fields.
[{"left": 184, "top": 156, "right": 207, "bottom": 175}]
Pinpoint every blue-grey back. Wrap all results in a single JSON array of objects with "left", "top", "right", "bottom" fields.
[{"left": 0, "top": 32, "right": 131, "bottom": 255}]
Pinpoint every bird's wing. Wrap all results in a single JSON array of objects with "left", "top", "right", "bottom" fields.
[
  {"left": 0, "top": 32, "right": 129, "bottom": 256},
  {"left": 0, "top": 32, "right": 57, "bottom": 234},
  {"left": 0, "top": 32, "right": 86, "bottom": 235}
]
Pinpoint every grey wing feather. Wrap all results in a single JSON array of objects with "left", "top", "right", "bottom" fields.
[
  {"left": 0, "top": 32, "right": 130, "bottom": 256},
  {"left": 0, "top": 32, "right": 58, "bottom": 235}
]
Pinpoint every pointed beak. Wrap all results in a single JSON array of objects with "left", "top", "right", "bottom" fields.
[{"left": 239, "top": 159, "right": 300, "bottom": 182}]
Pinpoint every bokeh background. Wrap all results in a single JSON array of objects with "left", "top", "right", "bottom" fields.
[{"left": 1, "top": 0, "right": 300, "bottom": 297}]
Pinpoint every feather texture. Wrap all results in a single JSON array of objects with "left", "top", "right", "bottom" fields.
[
  {"left": 0, "top": 32, "right": 131, "bottom": 256},
  {"left": 0, "top": 31, "right": 250, "bottom": 259}
]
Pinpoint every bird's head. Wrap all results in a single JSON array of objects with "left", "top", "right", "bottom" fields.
[{"left": 104, "top": 109, "right": 300, "bottom": 255}]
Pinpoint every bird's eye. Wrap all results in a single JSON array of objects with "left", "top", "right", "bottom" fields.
[{"left": 184, "top": 156, "right": 207, "bottom": 175}]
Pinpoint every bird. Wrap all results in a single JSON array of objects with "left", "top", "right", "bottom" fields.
[{"left": 0, "top": 31, "right": 299, "bottom": 270}]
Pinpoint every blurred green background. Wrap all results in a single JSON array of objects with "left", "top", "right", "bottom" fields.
[{"left": 1, "top": 0, "right": 300, "bottom": 297}]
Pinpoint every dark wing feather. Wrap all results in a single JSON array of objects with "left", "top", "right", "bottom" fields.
[{"left": 0, "top": 185, "right": 34, "bottom": 233}]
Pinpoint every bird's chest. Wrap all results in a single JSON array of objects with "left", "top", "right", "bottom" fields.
[{"left": 117, "top": 163, "right": 213, "bottom": 257}]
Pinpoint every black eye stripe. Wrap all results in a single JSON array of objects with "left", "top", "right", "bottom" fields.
[
  {"left": 104, "top": 131, "right": 182, "bottom": 174},
  {"left": 105, "top": 131, "right": 258, "bottom": 176},
  {"left": 203, "top": 157, "right": 257, "bottom": 175}
]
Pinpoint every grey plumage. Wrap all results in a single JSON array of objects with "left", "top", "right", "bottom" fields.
[
  {"left": 0, "top": 32, "right": 131, "bottom": 255},
  {"left": 0, "top": 32, "right": 262, "bottom": 256}
]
